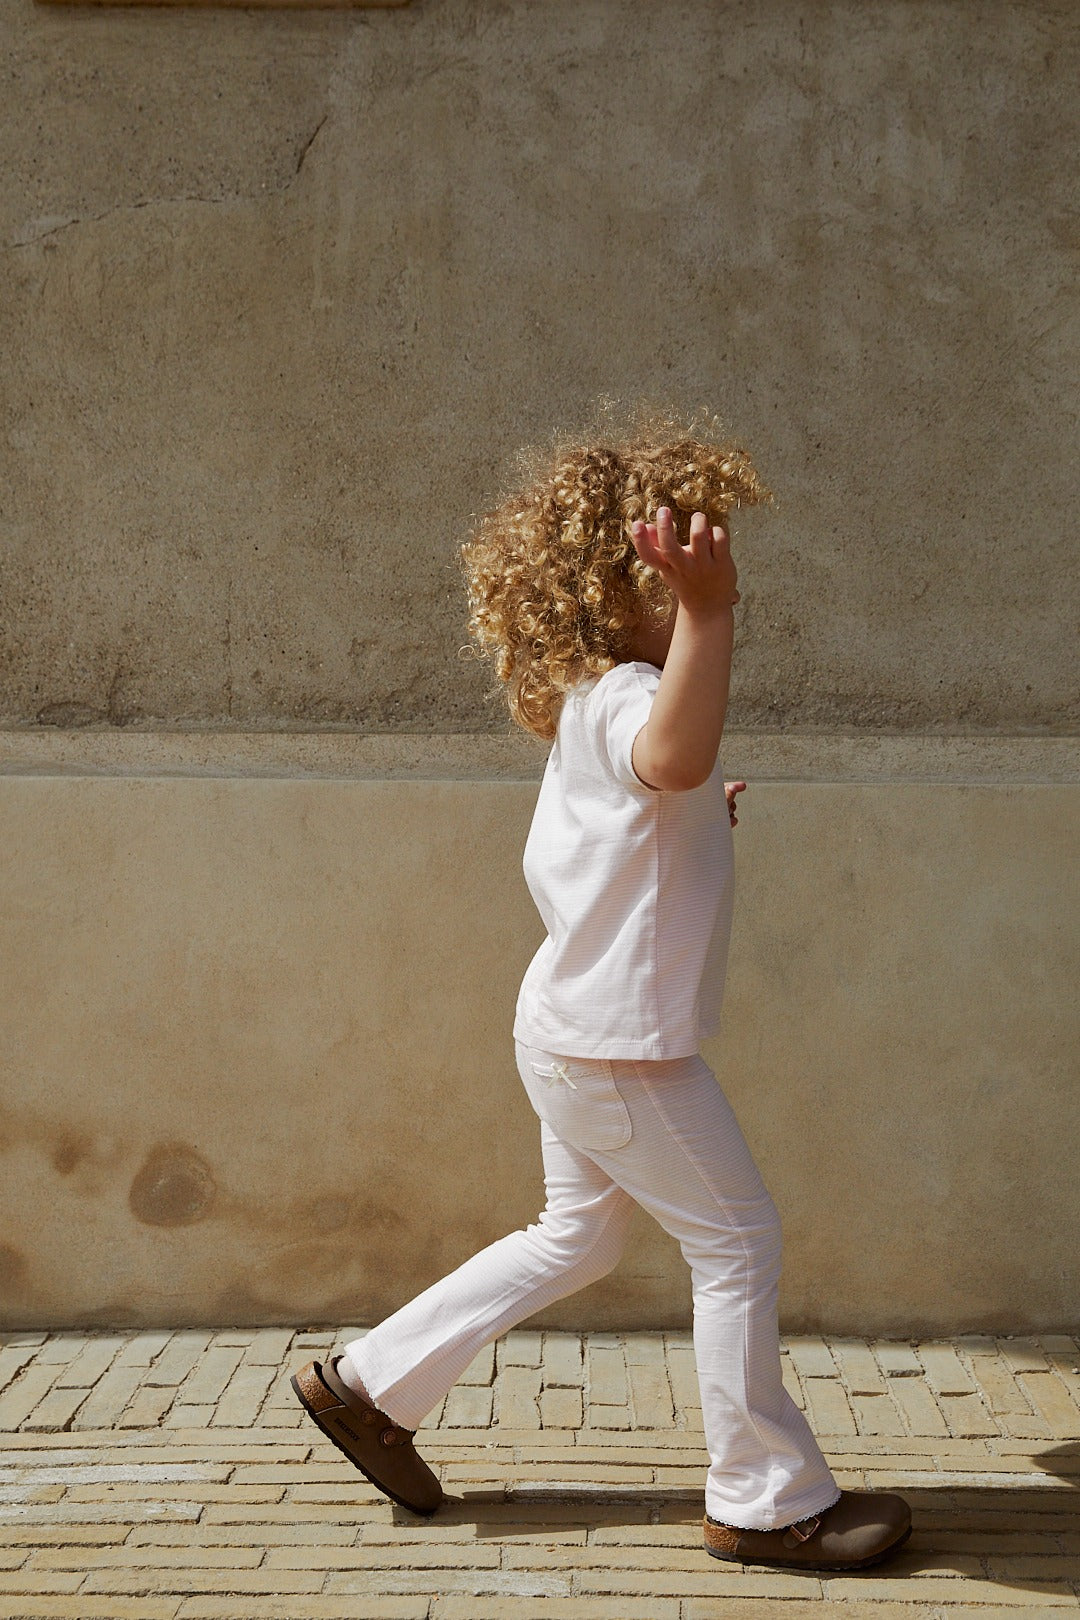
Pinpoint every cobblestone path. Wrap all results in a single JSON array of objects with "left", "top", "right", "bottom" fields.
[{"left": 1, "top": 1328, "right": 1078, "bottom": 1617}]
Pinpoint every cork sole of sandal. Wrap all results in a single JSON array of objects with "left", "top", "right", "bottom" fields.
[
  {"left": 705, "top": 1520, "right": 912, "bottom": 1571},
  {"left": 289, "top": 1364, "right": 441, "bottom": 1518}
]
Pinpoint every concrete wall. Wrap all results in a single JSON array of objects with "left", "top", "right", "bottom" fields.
[
  {"left": 3, "top": 0, "right": 1076, "bottom": 733},
  {"left": 1, "top": 0, "right": 1077, "bottom": 1331},
  {"left": 2, "top": 732, "right": 1076, "bottom": 1335}
]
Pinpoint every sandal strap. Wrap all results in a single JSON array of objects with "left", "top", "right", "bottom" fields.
[{"left": 320, "top": 1355, "right": 417, "bottom": 1440}]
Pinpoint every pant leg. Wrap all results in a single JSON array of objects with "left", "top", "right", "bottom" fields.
[
  {"left": 577, "top": 1050, "right": 842, "bottom": 1531},
  {"left": 342, "top": 1122, "right": 635, "bottom": 1431}
]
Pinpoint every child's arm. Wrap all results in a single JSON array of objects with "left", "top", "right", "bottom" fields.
[{"left": 630, "top": 507, "right": 740, "bottom": 793}]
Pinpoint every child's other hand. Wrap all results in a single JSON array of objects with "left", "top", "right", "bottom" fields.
[
  {"left": 630, "top": 507, "right": 739, "bottom": 615},
  {"left": 725, "top": 780, "right": 747, "bottom": 827}
]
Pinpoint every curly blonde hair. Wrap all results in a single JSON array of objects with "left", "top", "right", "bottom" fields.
[{"left": 457, "top": 397, "right": 775, "bottom": 743}]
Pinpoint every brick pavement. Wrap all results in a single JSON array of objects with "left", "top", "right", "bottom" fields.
[{"left": 1, "top": 1327, "right": 1078, "bottom": 1618}]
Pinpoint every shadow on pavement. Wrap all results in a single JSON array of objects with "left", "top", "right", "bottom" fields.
[{"left": 383, "top": 1465, "right": 1080, "bottom": 1598}]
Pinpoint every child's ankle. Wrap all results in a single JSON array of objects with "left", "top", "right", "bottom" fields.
[{"left": 335, "top": 1353, "right": 377, "bottom": 1408}]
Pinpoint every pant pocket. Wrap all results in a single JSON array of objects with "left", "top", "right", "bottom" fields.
[{"left": 515, "top": 1043, "right": 634, "bottom": 1152}]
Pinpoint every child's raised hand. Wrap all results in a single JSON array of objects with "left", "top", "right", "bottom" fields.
[
  {"left": 725, "top": 780, "right": 747, "bottom": 827},
  {"left": 630, "top": 507, "right": 740, "bottom": 615}
]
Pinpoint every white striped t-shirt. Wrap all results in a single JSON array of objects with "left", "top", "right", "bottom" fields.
[{"left": 512, "top": 659, "right": 735, "bottom": 1060}]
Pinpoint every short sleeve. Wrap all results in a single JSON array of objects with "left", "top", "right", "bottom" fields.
[{"left": 587, "top": 661, "right": 664, "bottom": 794}]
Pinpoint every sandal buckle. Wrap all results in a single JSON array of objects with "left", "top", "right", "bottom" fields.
[{"left": 783, "top": 1514, "right": 821, "bottom": 1547}]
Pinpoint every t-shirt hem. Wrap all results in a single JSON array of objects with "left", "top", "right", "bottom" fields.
[{"left": 513, "top": 1011, "right": 703, "bottom": 1062}]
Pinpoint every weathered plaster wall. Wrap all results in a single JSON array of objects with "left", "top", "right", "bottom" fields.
[
  {"left": 0, "top": 741, "right": 1076, "bottom": 1335},
  {"left": 2, "top": 0, "right": 1076, "bottom": 731},
  {"left": 1, "top": 0, "right": 1077, "bottom": 1332}
]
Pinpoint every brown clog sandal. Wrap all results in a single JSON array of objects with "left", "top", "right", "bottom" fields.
[
  {"left": 290, "top": 1355, "right": 443, "bottom": 1516},
  {"left": 704, "top": 1488, "right": 912, "bottom": 1571}
]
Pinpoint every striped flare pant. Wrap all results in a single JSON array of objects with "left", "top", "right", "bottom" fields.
[{"left": 343, "top": 1040, "right": 842, "bottom": 1529}]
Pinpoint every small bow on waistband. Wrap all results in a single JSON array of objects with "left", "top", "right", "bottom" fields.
[{"left": 531, "top": 1060, "right": 579, "bottom": 1090}]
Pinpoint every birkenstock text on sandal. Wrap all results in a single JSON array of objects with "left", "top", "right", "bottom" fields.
[
  {"left": 290, "top": 1355, "right": 443, "bottom": 1516},
  {"left": 703, "top": 1488, "right": 912, "bottom": 1571}
]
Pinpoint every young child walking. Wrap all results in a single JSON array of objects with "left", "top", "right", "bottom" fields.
[{"left": 290, "top": 408, "right": 912, "bottom": 1573}]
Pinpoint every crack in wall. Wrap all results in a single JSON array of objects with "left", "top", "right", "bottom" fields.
[
  {"left": 294, "top": 113, "right": 329, "bottom": 179},
  {"left": 5, "top": 114, "right": 331, "bottom": 252}
]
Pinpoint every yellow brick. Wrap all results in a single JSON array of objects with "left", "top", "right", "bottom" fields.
[
  {"left": 162, "top": 1407, "right": 214, "bottom": 1429},
  {"left": 916, "top": 1342, "right": 977, "bottom": 1394},
  {"left": 664, "top": 1348, "right": 701, "bottom": 1411},
  {"left": 89, "top": 1442, "right": 302, "bottom": 1464},
  {"left": 496, "top": 1365, "right": 542, "bottom": 1428},
  {"left": 984, "top": 1554, "right": 1080, "bottom": 1580},
  {"left": 652, "top": 1465, "right": 708, "bottom": 1488},
  {"left": 53, "top": 1337, "right": 127, "bottom": 1390},
  {"left": 429, "top": 1428, "right": 563, "bottom": 1448},
  {"left": 174, "top": 1601, "right": 427, "bottom": 1620},
  {"left": 827, "top": 1338, "right": 888, "bottom": 1394},
  {"left": 684, "top": 1603, "right": 935, "bottom": 1620},
  {"left": 27, "top": 1545, "right": 263, "bottom": 1570},
  {"left": 0, "top": 1367, "right": 64, "bottom": 1429},
  {"left": 0, "top": 1599, "right": 179, "bottom": 1619},
  {"left": 119, "top": 1388, "right": 178, "bottom": 1428},
  {"left": 63, "top": 1485, "right": 284, "bottom": 1503},
  {"left": 442, "top": 1384, "right": 493, "bottom": 1427},
  {"left": 502, "top": 1545, "right": 716, "bottom": 1570},
  {"left": 586, "top": 1345, "right": 627, "bottom": 1406},
  {"left": 966, "top": 1352, "right": 1039, "bottom": 1416},
  {"left": 1017, "top": 1373, "right": 1080, "bottom": 1434},
  {"left": 172, "top": 1349, "right": 245, "bottom": 1411},
  {"left": 850, "top": 1392, "right": 907, "bottom": 1434},
  {"left": 928, "top": 1612, "right": 1080, "bottom": 1620},
  {"left": 0, "top": 1503, "right": 200, "bottom": 1527},
  {"left": 588, "top": 1525, "right": 700, "bottom": 1547},
  {"left": 225, "top": 1463, "right": 355, "bottom": 1483},
  {"left": 82, "top": 1569, "right": 326, "bottom": 1595},
  {"left": 457, "top": 1344, "right": 496, "bottom": 1385},
  {"left": 263, "top": 1543, "right": 500, "bottom": 1569},
  {"left": 540, "top": 1334, "right": 583, "bottom": 1387},
  {"left": 209, "top": 1363, "right": 276, "bottom": 1427},
  {"left": 802, "top": 1376, "right": 857, "bottom": 1435},
  {"left": 0, "top": 1572, "right": 84, "bottom": 1593},
  {"left": 821, "top": 1574, "right": 1077, "bottom": 1603},
  {"left": 239, "top": 1329, "right": 294, "bottom": 1367},
  {"left": 628, "top": 1369, "right": 674, "bottom": 1428},
  {"left": 932, "top": 1530, "right": 1070, "bottom": 1557},
  {"left": 501, "top": 1330, "right": 543, "bottom": 1367},
  {"left": 572, "top": 1428, "right": 705, "bottom": 1450},
  {"left": 583, "top": 1404, "right": 631, "bottom": 1429},
  {"left": 935, "top": 1453, "right": 1053, "bottom": 1472},
  {"left": 359, "top": 1522, "right": 495, "bottom": 1544},
  {"left": 128, "top": 1522, "right": 358, "bottom": 1547},
  {"left": 439, "top": 1500, "right": 617, "bottom": 1527},
  {"left": 576, "top": 1567, "right": 825, "bottom": 1597},
  {"left": 936, "top": 1392, "right": 1001, "bottom": 1436},
  {"left": 889, "top": 1376, "right": 950, "bottom": 1436},
  {"left": 435, "top": 1601, "right": 681, "bottom": 1620},
  {"left": 784, "top": 1337, "right": 838, "bottom": 1379},
  {"left": 326, "top": 1569, "right": 570, "bottom": 1596},
  {"left": 539, "top": 1386, "right": 582, "bottom": 1429},
  {"left": 22, "top": 1386, "right": 91, "bottom": 1432},
  {"left": 200, "top": 1502, "right": 383, "bottom": 1524},
  {"left": 0, "top": 1486, "right": 65, "bottom": 1506},
  {"left": 0, "top": 1525, "right": 131, "bottom": 1546},
  {"left": 274, "top": 1484, "right": 386, "bottom": 1503}
]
